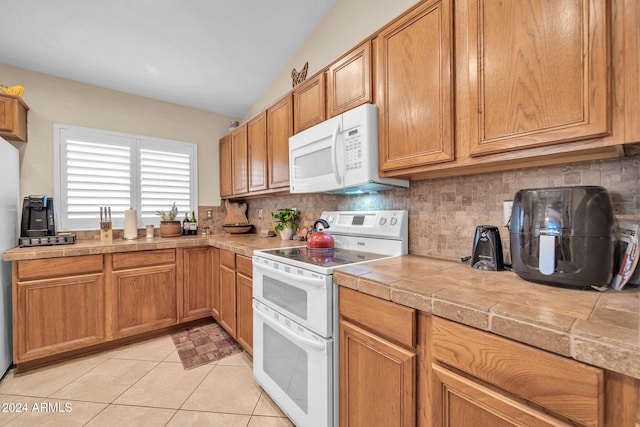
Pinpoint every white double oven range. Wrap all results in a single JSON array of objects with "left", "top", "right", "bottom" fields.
[{"left": 252, "top": 210, "right": 408, "bottom": 427}]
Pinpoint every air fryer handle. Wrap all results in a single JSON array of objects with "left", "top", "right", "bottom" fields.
[{"left": 539, "top": 235, "right": 556, "bottom": 275}]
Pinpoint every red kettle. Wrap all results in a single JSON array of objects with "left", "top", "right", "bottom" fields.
[{"left": 307, "top": 219, "right": 334, "bottom": 249}]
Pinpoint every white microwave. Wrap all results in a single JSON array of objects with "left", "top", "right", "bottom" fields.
[{"left": 289, "top": 103, "right": 408, "bottom": 194}]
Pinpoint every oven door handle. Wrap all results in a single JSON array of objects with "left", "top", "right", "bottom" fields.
[
  {"left": 253, "top": 301, "right": 327, "bottom": 352},
  {"left": 254, "top": 262, "right": 327, "bottom": 289}
]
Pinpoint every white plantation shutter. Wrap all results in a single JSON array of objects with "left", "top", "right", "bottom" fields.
[
  {"left": 54, "top": 124, "right": 197, "bottom": 231},
  {"left": 139, "top": 143, "right": 193, "bottom": 223}
]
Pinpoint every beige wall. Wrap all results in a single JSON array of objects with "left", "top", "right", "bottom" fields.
[
  {"left": 247, "top": 0, "right": 419, "bottom": 117},
  {"left": 1, "top": 63, "right": 236, "bottom": 207}
]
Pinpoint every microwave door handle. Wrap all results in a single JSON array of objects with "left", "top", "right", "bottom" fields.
[
  {"left": 331, "top": 122, "right": 342, "bottom": 185},
  {"left": 253, "top": 301, "right": 326, "bottom": 351}
]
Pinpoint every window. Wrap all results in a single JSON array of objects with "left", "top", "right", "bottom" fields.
[{"left": 54, "top": 124, "right": 198, "bottom": 231}]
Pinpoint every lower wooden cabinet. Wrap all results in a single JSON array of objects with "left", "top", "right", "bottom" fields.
[
  {"left": 235, "top": 255, "right": 253, "bottom": 355},
  {"left": 15, "top": 273, "right": 105, "bottom": 362},
  {"left": 13, "top": 255, "right": 105, "bottom": 363},
  {"left": 181, "top": 246, "right": 212, "bottom": 321},
  {"left": 429, "top": 317, "right": 605, "bottom": 427},
  {"left": 219, "top": 250, "right": 237, "bottom": 336},
  {"left": 218, "top": 250, "right": 253, "bottom": 354},
  {"left": 339, "top": 287, "right": 417, "bottom": 427},
  {"left": 210, "top": 247, "right": 221, "bottom": 320},
  {"left": 11, "top": 247, "right": 249, "bottom": 366},
  {"left": 432, "top": 365, "right": 566, "bottom": 427},
  {"left": 112, "top": 263, "right": 177, "bottom": 338},
  {"left": 340, "top": 320, "right": 416, "bottom": 427},
  {"left": 110, "top": 250, "right": 177, "bottom": 338}
]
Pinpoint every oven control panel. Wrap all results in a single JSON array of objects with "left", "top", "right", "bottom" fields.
[{"left": 319, "top": 210, "right": 407, "bottom": 239}]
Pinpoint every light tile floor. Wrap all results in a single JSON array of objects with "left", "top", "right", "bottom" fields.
[{"left": 0, "top": 335, "right": 294, "bottom": 426}]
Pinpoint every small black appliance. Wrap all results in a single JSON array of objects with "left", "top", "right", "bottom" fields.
[
  {"left": 21, "top": 195, "right": 55, "bottom": 237},
  {"left": 19, "top": 195, "right": 75, "bottom": 247},
  {"left": 470, "top": 225, "right": 504, "bottom": 271},
  {"left": 509, "top": 186, "right": 615, "bottom": 288}
]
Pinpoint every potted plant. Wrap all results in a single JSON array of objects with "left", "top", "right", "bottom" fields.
[
  {"left": 155, "top": 202, "right": 181, "bottom": 237},
  {"left": 271, "top": 208, "right": 299, "bottom": 240}
]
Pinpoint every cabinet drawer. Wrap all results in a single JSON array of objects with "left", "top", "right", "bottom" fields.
[
  {"left": 236, "top": 255, "right": 252, "bottom": 277},
  {"left": 339, "top": 287, "right": 415, "bottom": 348},
  {"left": 112, "top": 249, "right": 175, "bottom": 270},
  {"left": 220, "top": 250, "right": 236, "bottom": 269},
  {"left": 17, "top": 255, "right": 103, "bottom": 281},
  {"left": 432, "top": 317, "right": 603, "bottom": 427}
]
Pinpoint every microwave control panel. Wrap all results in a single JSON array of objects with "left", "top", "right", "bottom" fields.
[{"left": 345, "top": 127, "right": 363, "bottom": 171}]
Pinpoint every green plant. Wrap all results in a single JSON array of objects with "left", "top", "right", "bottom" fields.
[
  {"left": 155, "top": 202, "right": 179, "bottom": 221},
  {"left": 271, "top": 208, "right": 299, "bottom": 232}
]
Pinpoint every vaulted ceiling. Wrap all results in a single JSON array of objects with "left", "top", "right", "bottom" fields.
[{"left": 0, "top": 0, "right": 336, "bottom": 118}]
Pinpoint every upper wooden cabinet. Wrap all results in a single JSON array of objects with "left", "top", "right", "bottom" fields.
[
  {"left": 267, "top": 93, "right": 293, "bottom": 190},
  {"left": 466, "top": 0, "right": 609, "bottom": 156},
  {"left": 221, "top": 94, "right": 293, "bottom": 199},
  {"left": 377, "top": 0, "right": 455, "bottom": 173},
  {"left": 327, "top": 40, "right": 373, "bottom": 118},
  {"left": 0, "top": 94, "right": 29, "bottom": 142},
  {"left": 231, "top": 124, "right": 248, "bottom": 196},
  {"left": 293, "top": 72, "right": 326, "bottom": 133},
  {"left": 219, "top": 134, "right": 232, "bottom": 198},
  {"left": 247, "top": 111, "right": 268, "bottom": 193}
]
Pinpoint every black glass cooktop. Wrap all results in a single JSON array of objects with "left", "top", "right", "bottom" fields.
[{"left": 259, "top": 246, "right": 388, "bottom": 269}]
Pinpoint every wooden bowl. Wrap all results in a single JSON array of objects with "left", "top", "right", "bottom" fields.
[{"left": 223, "top": 224, "right": 253, "bottom": 234}]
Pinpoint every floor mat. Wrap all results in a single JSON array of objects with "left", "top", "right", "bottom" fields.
[{"left": 171, "top": 321, "right": 243, "bottom": 370}]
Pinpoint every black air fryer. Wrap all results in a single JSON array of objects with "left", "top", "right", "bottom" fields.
[{"left": 509, "top": 186, "right": 615, "bottom": 288}]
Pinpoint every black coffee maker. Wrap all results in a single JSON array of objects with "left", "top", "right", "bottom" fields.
[
  {"left": 21, "top": 195, "right": 56, "bottom": 238},
  {"left": 470, "top": 225, "right": 504, "bottom": 271}
]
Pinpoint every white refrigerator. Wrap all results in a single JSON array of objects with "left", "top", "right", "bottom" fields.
[{"left": 0, "top": 136, "right": 18, "bottom": 377}]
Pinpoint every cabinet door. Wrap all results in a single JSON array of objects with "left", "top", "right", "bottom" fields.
[
  {"left": 236, "top": 272, "right": 253, "bottom": 355},
  {"left": 219, "top": 134, "right": 233, "bottom": 198},
  {"left": 0, "top": 96, "right": 16, "bottom": 133},
  {"left": 15, "top": 274, "right": 105, "bottom": 362},
  {"left": 431, "top": 317, "right": 603, "bottom": 427},
  {"left": 267, "top": 93, "right": 293, "bottom": 189},
  {"left": 377, "top": 0, "right": 454, "bottom": 172},
  {"left": 219, "top": 265, "right": 237, "bottom": 337},
  {"left": 293, "top": 73, "right": 326, "bottom": 133},
  {"left": 327, "top": 40, "right": 372, "bottom": 117},
  {"left": 466, "top": 0, "right": 609, "bottom": 156},
  {"left": 112, "top": 265, "right": 177, "bottom": 338},
  {"left": 247, "top": 111, "right": 268, "bottom": 192},
  {"left": 339, "top": 320, "right": 416, "bottom": 427},
  {"left": 432, "top": 365, "right": 567, "bottom": 427},
  {"left": 182, "top": 247, "right": 212, "bottom": 321},
  {"left": 210, "top": 247, "right": 221, "bottom": 320},
  {"left": 231, "top": 124, "right": 248, "bottom": 195},
  {"left": 0, "top": 94, "right": 28, "bottom": 142}
]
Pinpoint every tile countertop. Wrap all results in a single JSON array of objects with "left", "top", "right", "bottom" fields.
[
  {"left": 2, "top": 233, "right": 304, "bottom": 261},
  {"left": 5, "top": 238, "right": 639, "bottom": 381},
  {"left": 333, "top": 255, "right": 640, "bottom": 381}
]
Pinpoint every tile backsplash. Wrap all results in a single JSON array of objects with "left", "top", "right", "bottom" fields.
[{"left": 204, "top": 155, "right": 639, "bottom": 262}]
